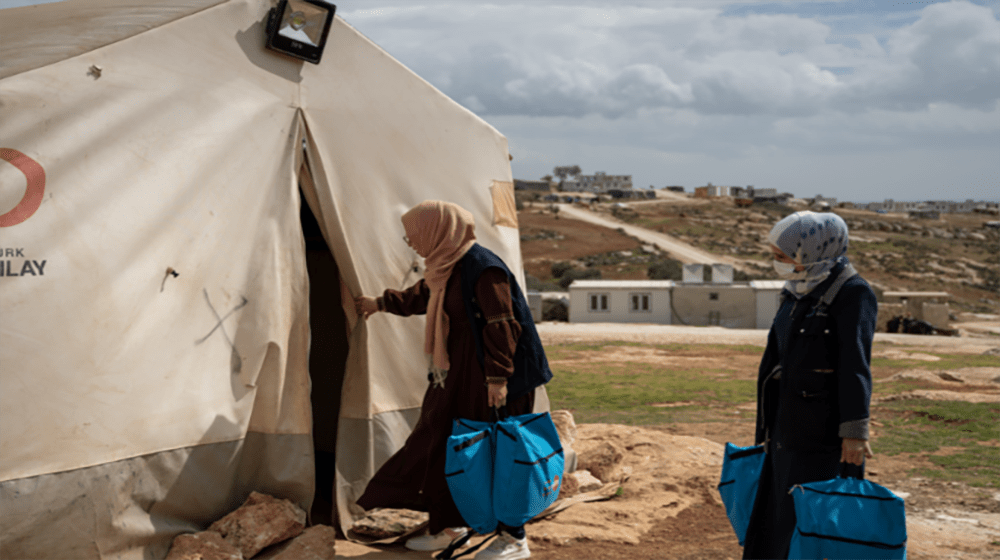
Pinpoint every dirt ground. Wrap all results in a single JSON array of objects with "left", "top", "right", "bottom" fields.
[
  {"left": 519, "top": 209, "right": 645, "bottom": 282},
  {"left": 333, "top": 327, "right": 998, "bottom": 559},
  {"left": 528, "top": 328, "right": 1000, "bottom": 560}
]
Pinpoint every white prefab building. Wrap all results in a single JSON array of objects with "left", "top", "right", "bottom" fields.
[
  {"left": 671, "top": 283, "right": 756, "bottom": 328},
  {"left": 567, "top": 278, "right": 789, "bottom": 329},
  {"left": 751, "top": 280, "right": 786, "bottom": 329},
  {"left": 568, "top": 280, "right": 674, "bottom": 324}
]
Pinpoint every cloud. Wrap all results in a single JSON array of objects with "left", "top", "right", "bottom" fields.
[{"left": 344, "top": 1, "right": 1000, "bottom": 118}]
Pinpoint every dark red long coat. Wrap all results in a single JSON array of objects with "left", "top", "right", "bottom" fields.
[{"left": 356, "top": 264, "right": 534, "bottom": 533}]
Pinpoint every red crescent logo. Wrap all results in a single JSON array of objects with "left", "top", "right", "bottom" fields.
[{"left": 0, "top": 148, "right": 46, "bottom": 227}]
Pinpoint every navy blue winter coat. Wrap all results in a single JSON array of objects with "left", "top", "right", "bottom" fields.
[
  {"left": 754, "top": 264, "right": 877, "bottom": 452},
  {"left": 743, "top": 264, "right": 877, "bottom": 559},
  {"left": 459, "top": 243, "right": 552, "bottom": 403}
]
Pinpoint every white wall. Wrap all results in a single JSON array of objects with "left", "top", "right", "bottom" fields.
[
  {"left": 672, "top": 285, "right": 756, "bottom": 328},
  {"left": 755, "top": 289, "right": 782, "bottom": 329},
  {"left": 569, "top": 288, "right": 672, "bottom": 324}
]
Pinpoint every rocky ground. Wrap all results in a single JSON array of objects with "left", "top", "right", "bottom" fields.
[{"left": 324, "top": 325, "right": 999, "bottom": 560}]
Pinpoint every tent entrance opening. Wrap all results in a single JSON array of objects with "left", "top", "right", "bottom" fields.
[{"left": 300, "top": 189, "right": 349, "bottom": 526}]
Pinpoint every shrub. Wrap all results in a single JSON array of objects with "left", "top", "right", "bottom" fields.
[
  {"left": 559, "top": 268, "right": 601, "bottom": 289},
  {"left": 525, "top": 274, "right": 562, "bottom": 292},
  {"left": 647, "top": 259, "right": 683, "bottom": 280},
  {"left": 551, "top": 261, "right": 575, "bottom": 279},
  {"left": 542, "top": 300, "right": 569, "bottom": 321}
]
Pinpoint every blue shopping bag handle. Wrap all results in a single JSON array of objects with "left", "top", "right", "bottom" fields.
[{"left": 839, "top": 461, "right": 865, "bottom": 480}]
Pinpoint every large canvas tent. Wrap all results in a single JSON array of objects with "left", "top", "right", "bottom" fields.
[{"left": 0, "top": 1, "right": 542, "bottom": 557}]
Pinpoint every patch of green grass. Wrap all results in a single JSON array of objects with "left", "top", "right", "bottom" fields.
[
  {"left": 872, "top": 353, "right": 1000, "bottom": 371},
  {"left": 546, "top": 358, "right": 757, "bottom": 425},
  {"left": 545, "top": 340, "right": 764, "bottom": 355},
  {"left": 874, "top": 399, "right": 1000, "bottom": 487},
  {"left": 876, "top": 380, "right": 927, "bottom": 395}
]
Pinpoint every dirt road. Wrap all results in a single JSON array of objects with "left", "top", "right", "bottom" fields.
[
  {"left": 555, "top": 204, "right": 739, "bottom": 267},
  {"left": 536, "top": 321, "right": 999, "bottom": 353}
]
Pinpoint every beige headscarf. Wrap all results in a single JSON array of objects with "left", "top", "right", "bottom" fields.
[{"left": 401, "top": 201, "right": 477, "bottom": 386}]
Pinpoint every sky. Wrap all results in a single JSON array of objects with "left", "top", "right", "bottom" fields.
[
  {"left": 4, "top": 0, "right": 998, "bottom": 202},
  {"left": 334, "top": 0, "right": 1000, "bottom": 203}
]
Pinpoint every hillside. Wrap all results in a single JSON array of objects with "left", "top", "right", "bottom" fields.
[{"left": 517, "top": 197, "right": 1000, "bottom": 315}]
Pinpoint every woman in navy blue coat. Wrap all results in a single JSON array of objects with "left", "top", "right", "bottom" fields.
[{"left": 743, "top": 212, "right": 876, "bottom": 559}]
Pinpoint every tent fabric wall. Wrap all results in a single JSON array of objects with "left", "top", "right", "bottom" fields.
[
  {"left": 1, "top": 0, "right": 530, "bottom": 556},
  {"left": 296, "top": 17, "right": 522, "bottom": 534},
  {"left": 0, "top": 0, "right": 228, "bottom": 80},
  {"left": 1, "top": 1, "right": 310, "bottom": 557}
]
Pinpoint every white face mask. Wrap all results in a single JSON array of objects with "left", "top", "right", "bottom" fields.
[{"left": 773, "top": 259, "right": 806, "bottom": 280}]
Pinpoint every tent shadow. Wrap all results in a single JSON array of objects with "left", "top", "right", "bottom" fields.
[
  {"left": 145, "top": 414, "right": 249, "bottom": 560},
  {"left": 235, "top": 19, "right": 303, "bottom": 84}
]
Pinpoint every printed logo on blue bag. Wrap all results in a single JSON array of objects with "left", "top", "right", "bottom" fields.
[{"left": 543, "top": 475, "right": 560, "bottom": 497}]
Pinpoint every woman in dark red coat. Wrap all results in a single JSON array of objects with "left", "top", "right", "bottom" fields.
[{"left": 355, "top": 201, "right": 543, "bottom": 560}]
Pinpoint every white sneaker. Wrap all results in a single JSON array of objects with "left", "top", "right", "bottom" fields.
[
  {"left": 405, "top": 527, "right": 469, "bottom": 551},
  {"left": 473, "top": 531, "right": 530, "bottom": 560}
]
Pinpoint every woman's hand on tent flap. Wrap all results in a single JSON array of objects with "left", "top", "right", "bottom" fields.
[
  {"left": 355, "top": 296, "right": 379, "bottom": 319},
  {"left": 841, "top": 438, "right": 873, "bottom": 466}
]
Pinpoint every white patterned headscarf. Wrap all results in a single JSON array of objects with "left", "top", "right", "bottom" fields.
[{"left": 768, "top": 211, "right": 850, "bottom": 298}]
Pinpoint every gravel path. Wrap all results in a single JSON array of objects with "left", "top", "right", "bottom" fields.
[
  {"left": 536, "top": 322, "right": 999, "bottom": 353},
  {"left": 555, "top": 204, "right": 738, "bottom": 267}
]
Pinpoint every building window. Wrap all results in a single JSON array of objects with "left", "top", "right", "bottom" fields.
[
  {"left": 589, "top": 293, "right": 609, "bottom": 312},
  {"left": 709, "top": 292, "right": 719, "bottom": 301},
  {"left": 630, "top": 292, "right": 651, "bottom": 312}
]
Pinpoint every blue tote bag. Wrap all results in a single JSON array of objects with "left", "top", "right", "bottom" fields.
[
  {"left": 717, "top": 442, "right": 765, "bottom": 546},
  {"left": 788, "top": 474, "right": 907, "bottom": 559},
  {"left": 444, "top": 419, "right": 498, "bottom": 535},
  {"left": 493, "top": 412, "right": 564, "bottom": 527}
]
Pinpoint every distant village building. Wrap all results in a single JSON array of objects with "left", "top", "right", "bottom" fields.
[
  {"left": 752, "top": 188, "right": 791, "bottom": 205},
  {"left": 607, "top": 188, "right": 655, "bottom": 199},
  {"left": 879, "top": 291, "right": 951, "bottom": 332},
  {"left": 694, "top": 184, "right": 789, "bottom": 204},
  {"left": 857, "top": 198, "right": 995, "bottom": 214},
  {"left": 561, "top": 171, "right": 633, "bottom": 194},
  {"left": 707, "top": 185, "right": 732, "bottom": 197},
  {"left": 568, "top": 280, "right": 674, "bottom": 324},
  {"left": 514, "top": 179, "right": 552, "bottom": 192},
  {"left": 567, "top": 268, "right": 786, "bottom": 329},
  {"left": 908, "top": 209, "right": 940, "bottom": 220},
  {"left": 810, "top": 194, "right": 837, "bottom": 209},
  {"left": 750, "top": 281, "right": 786, "bottom": 329},
  {"left": 694, "top": 183, "right": 735, "bottom": 198}
]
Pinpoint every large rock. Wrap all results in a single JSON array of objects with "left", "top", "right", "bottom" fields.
[
  {"left": 271, "top": 525, "right": 338, "bottom": 560},
  {"left": 558, "top": 471, "right": 579, "bottom": 498},
  {"left": 550, "top": 409, "right": 578, "bottom": 472},
  {"left": 208, "top": 492, "right": 306, "bottom": 559},
  {"left": 937, "top": 371, "right": 964, "bottom": 383},
  {"left": 550, "top": 410, "right": 577, "bottom": 447},
  {"left": 165, "top": 531, "right": 243, "bottom": 560},
  {"left": 570, "top": 470, "right": 603, "bottom": 493},
  {"left": 577, "top": 441, "right": 625, "bottom": 482},
  {"left": 351, "top": 508, "right": 429, "bottom": 539}
]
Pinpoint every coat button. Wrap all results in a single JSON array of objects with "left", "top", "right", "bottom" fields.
[
  {"left": 824, "top": 329, "right": 830, "bottom": 334},
  {"left": 800, "top": 328, "right": 805, "bottom": 333}
]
